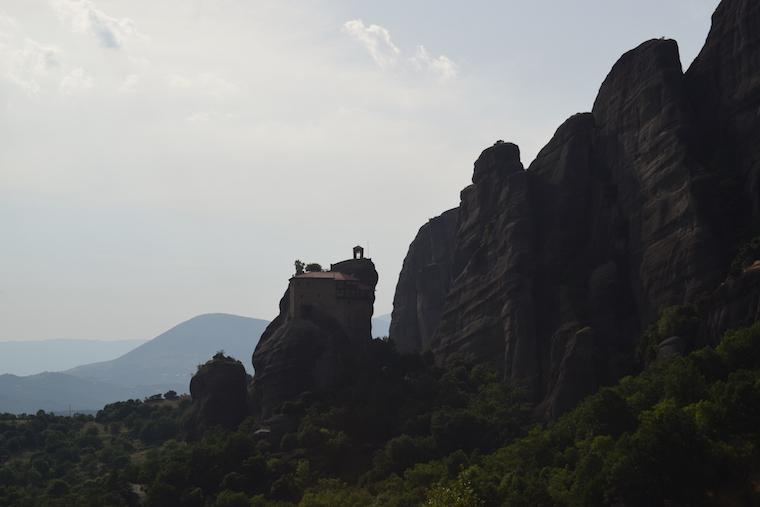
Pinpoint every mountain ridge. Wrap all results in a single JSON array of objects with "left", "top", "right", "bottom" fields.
[
  {"left": 0, "top": 313, "right": 269, "bottom": 413},
  {"left": 0, "top": 339, "right": 145, "bottom": 377}
]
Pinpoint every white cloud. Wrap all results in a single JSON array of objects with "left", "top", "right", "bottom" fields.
[
  {"left": 342, "top": 19, "right": 400, "bottom": 69},
  {"left": 0, "top": 11, "right": 63, "bottom": 95},
  {"left": 60, "top": 67, "right": 93, "bottom": 94},
  {"left": 3, "top": 38, "right": 62, "bottom": 95},
  {"left": 410, "top": 45, "right": 457, "bottom": 81},
  {"left": 50, "top": 0, "right": 145, "bottom": 49},
  {"left": 343, "top": 19, "right": 457, "bottom": 81}
]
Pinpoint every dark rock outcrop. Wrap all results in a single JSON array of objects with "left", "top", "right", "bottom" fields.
[
  {"left": 657, "top": 336, "right": 687, "bottom": 361},
  {"left": 188, "top": 353, "right": 249, "bottom": 429},
  {"left": 389, "top": 208, "right": 458, "bottom": 353},
  {"left": 390, "top": 0, "right": 760, "bottom": 418},
  {"left": 706, "top": 264, "right": 760, "bottom": 340},
  {"left": 432, "top": 142, "right": 538, "bottom": 392},
  {"left": 251, "top": 258, "right": 378, "bottom": 417}
]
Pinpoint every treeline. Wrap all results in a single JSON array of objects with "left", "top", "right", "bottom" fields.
[{"left": 1, "top": 323, "right": 759, "bottom": 506}]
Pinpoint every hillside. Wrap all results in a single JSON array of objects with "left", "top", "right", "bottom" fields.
[
  {"left": 0, "top": 314, "right": 268, "bottom": 413},
  {"left": 0, "top": 372, "right": 148, "bottom": 414},
  {"left": 0, "top": 339, "right": 145, "bottom": 377},
  {"left": 66, "top": 313, "right": 268, "bottom": 388}
]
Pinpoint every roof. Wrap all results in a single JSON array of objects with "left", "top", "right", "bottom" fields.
[{"left": 291, "top": 271, "right": 359, "bottom": 281}]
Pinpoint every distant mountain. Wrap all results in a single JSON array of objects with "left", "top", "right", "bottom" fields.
[
  {"left": 0, "top": 339, "right": 146, "bottom": 376},
  {"left": 0, "top": 313, "right": 268, "bottom": 414},
  {"left": 371, "top": 313, "right": 391, "bottom": 338},
  {"left": 66, "top": 313, "right": 268, "bottom": 389},
  {"left": 0, "top": 372, "right": 151, "bottom": 414}
]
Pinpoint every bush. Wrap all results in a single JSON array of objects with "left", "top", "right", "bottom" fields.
[
  {"left": 215, "top": 489, "right": 249, "bottom": 507},
  {"left": 638, "top": 305, "right": 701, "bottom": 363}
]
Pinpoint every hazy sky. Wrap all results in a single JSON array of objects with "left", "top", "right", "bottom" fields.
[{"left": 2, "top": 0, "right": 720, "bottom": 341}]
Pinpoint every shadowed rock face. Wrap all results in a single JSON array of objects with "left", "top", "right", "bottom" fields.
[
  {"left": 389, "top": 208, "right": 458, "bottom": 353},
  {"left": 251, "top": 258, "right": 378, "bottom": 417},
  {"left": 391, "top": 0, "right": 760, "bottom": 417},
  {"left": 432, "top": 143, "right": 537, "bottom": 392},
  {"left": 687, "top": 0, "right": 760, "bottom": 225},
  {"left": 188, "top": 354, "right": 249, "bottom": 429}
]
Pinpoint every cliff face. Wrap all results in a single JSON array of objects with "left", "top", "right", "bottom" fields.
[
  {"left": 251, "top": 258, "right": 377, "bottom": 417},
  {"left": 391, "top": 0, "right": 760, "bottom": 417},
  {"left": 433, "top": 143, "right": 538, "bottom": 391},
  {"left": 687, "top": 0, "right": 760, "bottom": 226},
  {"left": 389, "top": 208, "right": 458, "bottom": 353}
]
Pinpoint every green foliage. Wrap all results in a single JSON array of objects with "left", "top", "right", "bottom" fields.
[
  {"left": 637, "top": 305, "right": 701, "bottom": 363},
  {"left": 304, "top": 263, "right": 323, "bottom": 273},
  {"left": 426, "top": 477, "right": 483, "bottom": 506},
  {"left": 434, "top": 322, "right": 760, "bottom": 507},
  {"left": 215, "top": 489, "right": 250, "bottom": 507},
  {"left": 2, "top": 323, "right": 759, "bottom": 506}
]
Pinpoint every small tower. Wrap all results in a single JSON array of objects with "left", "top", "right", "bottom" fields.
[{"left": 353, "top": 245, "right": 364, "bottom": 260}]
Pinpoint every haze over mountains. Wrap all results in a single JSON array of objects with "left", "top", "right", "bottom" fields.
[
  {"left": 66, "top": 313, "right": 268, "bottom": 383},
  {"left": 0, "top": 339, "right": 146, "bottom": 377},
  {"left": 0, "top": 312, "right": 392, "bottom": 414},
  {"left": 0, "top": 314, "right": 268, "bottom": 413}
]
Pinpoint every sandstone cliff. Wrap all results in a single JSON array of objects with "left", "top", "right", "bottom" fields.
[
  {"left": 389, "top": 208, "right": 458, "bottom": 353},
  {"left": 391, "top": 0, "right": 760, "bottom": 417}
]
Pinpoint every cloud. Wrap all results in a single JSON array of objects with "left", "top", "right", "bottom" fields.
[
  {"left": 60, "top": 67, "right": 93, "bottom": 94},
  {"left": 0, "top": 11, "right": 64, "bottom": 95},
  {"left": 343, "top": 19, "right": 456, "bottom": 80},
  {"left": 410, "top": 45, "right": 457, "bottom": 80},
  {"left": 342, "top": 19, "right": 400, "bottom": 69},
  {"left": 50, "top": 0, "right": 145, "bottom": 49},
  {"left": 3, "top": 38, "right": 62, "bottom": 95}
]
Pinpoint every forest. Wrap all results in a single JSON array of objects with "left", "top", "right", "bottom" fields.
[{"left": 1, "top": 318, "right": 758, "bottom": 506}]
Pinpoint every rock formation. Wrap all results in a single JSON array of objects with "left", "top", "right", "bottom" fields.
[
  {"left": 390, "top": 0, "right": 760, "bottom": 417},
  {"left": 250, "top": 256, "right": 378, "bottom": 417},
  {"left": 389, "top": 208, "right": 458, "bottom": 353},
  {"left": 188, "top": 353, "right": 249, "bottom": 430}
]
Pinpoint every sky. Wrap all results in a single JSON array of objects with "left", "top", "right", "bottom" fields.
[{"left": 1, "top": 0, "right": 721, "bottom": 341}]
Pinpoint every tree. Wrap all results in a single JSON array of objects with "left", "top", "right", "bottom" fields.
[
  {"left": 305, "top": 263, "right": 323, "bottom": 272},
  {"left": 295, "top": 260, "right": 305, "bottom": 275},
  {"left": 164, "top": 390, "right": 178, "bottom": 400}
]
